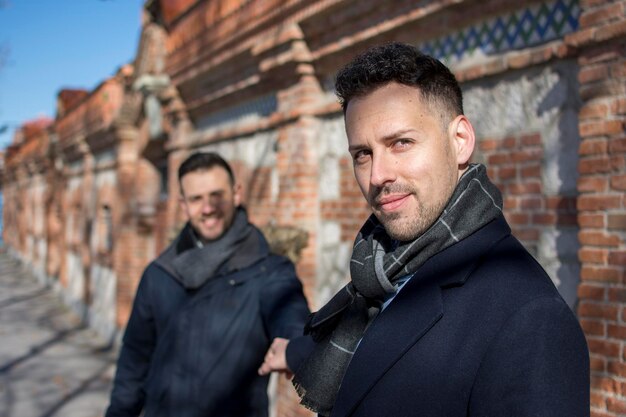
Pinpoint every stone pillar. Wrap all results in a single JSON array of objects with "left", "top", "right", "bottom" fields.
[{"left": 112, "top": 125, "right": 148, "bottom": 329}]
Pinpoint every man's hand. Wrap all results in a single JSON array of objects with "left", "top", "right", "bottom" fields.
[{"left": 258, "top": 337, "right": 293, "bottom": 378}]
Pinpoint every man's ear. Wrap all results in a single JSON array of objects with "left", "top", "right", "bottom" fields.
[
  {"left": 178, "top": 194, "right": 188, "bottom": 215},
  {"left": 233, "top": 183, "right": 243, "bottom": 207},
  {"left": 450, "top": 115, "right": 476, "bottom": 166}
]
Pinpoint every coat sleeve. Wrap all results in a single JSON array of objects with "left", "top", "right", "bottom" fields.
[
  {"left": 105, "top": 266, "right": 158, "bottom": 417},
  {"left": 469, "top": 296, "right": 590, "bottom": 417},
  {"left": 259, "top": 256, "right": 311, "bottom": 341}
]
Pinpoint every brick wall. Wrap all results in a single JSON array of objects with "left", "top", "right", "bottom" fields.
[
  {"left": 569, "top": 0, "right": 626, "bottom": 414},
  {"left": 3, "top": 0, "right": 626, "bottom": 416}
]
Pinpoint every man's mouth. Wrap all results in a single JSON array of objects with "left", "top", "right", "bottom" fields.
[
  {"left": 201, "top": 217, "right": 220, "bottom": 227},
  {"left": 376, "top": 194, "right": 410, "bottom": 212}
]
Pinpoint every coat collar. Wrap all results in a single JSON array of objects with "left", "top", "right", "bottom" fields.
[{"left": 330, "top": 216, "right": 511, "bottom": 417}]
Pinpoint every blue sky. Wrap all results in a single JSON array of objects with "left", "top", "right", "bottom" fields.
[{"left": 0, "top": 0, "right": 144, "bottom": 149}]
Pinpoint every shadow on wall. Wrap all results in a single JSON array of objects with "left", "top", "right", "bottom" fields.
[
  {"left": 463, "top": 59, "right": 581, "bottom": 310},
  {"left": 537, "top": 61, "right": 582, "bottom": 311}
]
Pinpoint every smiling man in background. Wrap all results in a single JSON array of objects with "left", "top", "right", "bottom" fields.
[{"left": 106, "top": 151, "right": 310, "bottom": 417}]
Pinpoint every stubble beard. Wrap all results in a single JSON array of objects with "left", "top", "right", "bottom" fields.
[
  {"left": 372, "top": 182, "right": 453, "bottom": 243},
  {"left": 377, "top": 197, "right": 445, "bottom": 242}
]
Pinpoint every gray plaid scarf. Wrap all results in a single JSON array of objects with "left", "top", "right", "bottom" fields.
[{"left": 292, "top": 164, "right": 503, "bottom": 416}]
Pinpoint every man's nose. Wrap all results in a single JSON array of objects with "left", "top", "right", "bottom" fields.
[
  {"left": 201, "top": 198, "right": 216, "bottom": 213},
  {"left": 370, "top": 152, "right": 396, "bottom": 187}
]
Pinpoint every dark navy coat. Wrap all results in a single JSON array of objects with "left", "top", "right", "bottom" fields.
[
  {"left": 106, "top": 253, "right": 310, "bottom": 417},
  {"left": 292, "top": 216, "right": 590, "bottom": 417}
]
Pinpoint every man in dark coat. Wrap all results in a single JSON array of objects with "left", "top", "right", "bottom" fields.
[
  {"left": 259, "top": 42, "right": 590, "bottom": 417},
  {"left": 106, "top": 152, "right": 310, "bottom": 417}
]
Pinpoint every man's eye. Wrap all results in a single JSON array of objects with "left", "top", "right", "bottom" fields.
[
  {"left": 393, "top": 139, "right": 412, "bottom": 149},
  {"left": 353, "top": 150, "right": 371, "bottom": 164}
]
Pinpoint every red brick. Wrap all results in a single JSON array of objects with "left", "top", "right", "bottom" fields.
[
  {"left": 608, "top": 287, "right": 626, "bottom": 303},
  {"left": 608, "top": 324, "right": 626, "bottom": 340},
  {"left": 607, "top": 396, "right": 626, "bottom": 414},
  {"left": 609, "top": 251, "right": 626, "bottom": 266},
  {"left": 487, "top": 153, "right": 511, "bottom": 165},
  {"left": 609, "top": 138, "right": 626, "bottom": 153},
  {"left": 612, "top": 61, "right": 626, "bottom": 78},
  {"left": 590, "top": 356, "right": 607, "bottom": 373},
  {"left": 506, "top": 212, "right": 529, "bottom": 225},
  {"left": 565, "top": 27, "right": 596, "bottom": 48},
  {"left": 591, "top": 338, "right": 623, "bottom": 359},
  {"left": 532, "top": 213, "right": 555, "bottom": 225},
  {"left": 546, "top": 196, "right": 576, "bottom": 210},
  {"left": 502, "top": 137, "right": 517, "bottom": 148},
  {"left": 580, "top": 120, "right": 625, "bottom": 138},
  {"left": 580, "top": 101, "right": 610, "bottom": 119},
  {"left": 579, "top": 3, "right": 624, "bottom": 28},
  {"left": 580, "top": 139, "right": 608, "bottom": 155},
  {"left": 591, "top": 375, "right": 619, "bottom": 394},
  {"left": 579, "top": 248, "right": 610, "bottom": 264},
  {"left": 556, "top": 213, "right": 578, "bottom": 226},
  {"left": 579, "top": 176, "right": 609, "bottom": 193},
  {"left": 519, "top": 196, "right": 543, "bottom": 210},
  {"left": 497, "top": 166, "right": 516, "bottom": 180},
  {"left": 590, "top": 391, "right": 606, "bottom": 409},
  {"left": 534, "top": 44, "right": 561, "bottom": 64},
  {"left": 610, "top": 155, "right": 626, "bottom": 172},
  {"left": 520, "top": 164, "right": 541, "bottom": 178},
  {"left": 610, "top": 175, "right": 626, "bottom": 191},
  {"left": 578, "top": 213, "right": 605, "bottom": 228},
  {"left": 578, "top": 195, "right": 622, "bottom": 211},
  {"left": 579, "top": 156, "right": 612, "bottom": 174},
  {"left": 579, "top": 64, "right": 610, "bottom": 84},
  {"left": 581, "top": 266, "right": 621, "bottom": 283},
  {"left": 520, "top": 133, "right": 541, "bottom": 146},
  {"left": 596, "top": 20, "right": 626, "bottom": 43},
  {"left": 579, "top": 302, "right": 619, "bottom": 320},
  {"left": 581, "top": 317, "right": 607, "bottom": 335},
  {"left": 581, "top": 78, "right": 626, "bottom": 101},
  {"left": 511, "top": 228, "right": 539, "bottom": 242},
  {"left": 580, "top": 44, "right": 624, "bottom": 65},
  {"left": 479, "top": 139, "right": 499, "bottom": 151},
  {"left": 510, "top": 149, "right": 543, "bottom": 163},
  {"left": 611, "top": 97, "right": 626, "bottom": 115},
  {"left": 508, "top": 51, "right": 532, "bottom": 69},
  {"left": 608, "top": 214, "right": 626, "bottom": 231},
  {"left": 503, "top": 197, "right": 517, "bottom": 210}
]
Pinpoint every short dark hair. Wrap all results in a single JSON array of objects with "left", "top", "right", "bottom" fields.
[
  {"left": 178, "top": 152, "right": 235, "bottom": 186},
  {"left": 335, "top": 42, "right": 463, "bottom": 123}
]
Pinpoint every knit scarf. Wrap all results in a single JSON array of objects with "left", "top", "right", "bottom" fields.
[
  {"left": 155, "top": 207, "right": 268, "bottom": 290},
  {"left": 292, "top": 164, "right": 503, "bottom": 416}
]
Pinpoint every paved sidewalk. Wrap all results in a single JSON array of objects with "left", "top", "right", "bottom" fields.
[{"left": 0, "top": 250, "right": 116, "bottom": 417}]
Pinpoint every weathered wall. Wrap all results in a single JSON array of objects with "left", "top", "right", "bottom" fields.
[
  {"left": 567, "top": 0, "right": 626, "bottom": 414},
  {"left": 2, "top": 0, "right": 626, "bottom": 416},
  {"left": 466, "top": 60, "right": 582, "bottom": 307}
]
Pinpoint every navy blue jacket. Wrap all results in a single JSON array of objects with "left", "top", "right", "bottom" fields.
[
  {"left": 290, "top": 216, "right": 589, "bottom": 417},
  {"left": 106, "top": 235, "right": 310, "bottom": 417}
]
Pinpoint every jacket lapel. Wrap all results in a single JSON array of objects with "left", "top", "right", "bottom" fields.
[
  {"left": 329, "top": 261, "right": 444, "bottom": 417},
  {"left": 330, "top": 216, "right": 511, "bottom": 417}
]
